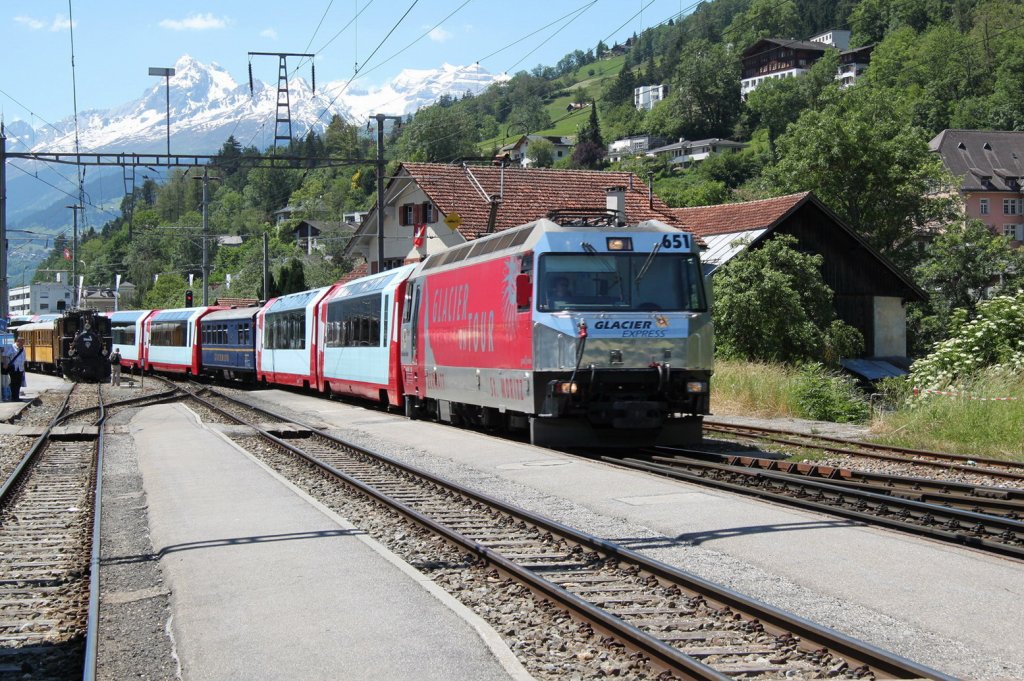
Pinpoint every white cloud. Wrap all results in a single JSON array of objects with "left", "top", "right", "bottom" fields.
[
  {"left": 15, "top": 14, "right": 73, "bottom": 31},
  {"left": 159, "top": 13, "right": 228, "bottom": 31},
  {"left": 428, "top": 26, "right": 452, "bottom": 43},
  {"left": 260, "top": 28, "right": 278, "bottom": 40},
  {"left": 50, "top": 15, "right": 73, "bottom": 31},
  {"left": 14, "top": 15, "right": 46, "bottom": 30}
]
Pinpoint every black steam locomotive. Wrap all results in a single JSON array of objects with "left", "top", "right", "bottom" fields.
[{"left": 59, "top": 310, "right": 112, "bottom": 382}]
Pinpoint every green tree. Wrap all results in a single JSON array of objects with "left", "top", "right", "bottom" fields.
[
  {"left": 526, "top": 138, "right": 555, "bottom": 168},
  {"left": 143, "top": 273, "right": 189, "bottom": 308},
  {"left": 764, "top": 87, "right": 947, "bottom": 266},
  {"left": 713, "top": 235, "right": 863, "bottom": 363},
  {"left": 393, "top": 104, "right": 479, "bottom": 162},
  {"left": 915, "top": 218, "right": 1024, "bottom": 319},
  {"left": 725, "top": 0, "right": 800, "bottom": 52},
  {"left": 668, "top": 39, "right": 741, "bottom": 139}
]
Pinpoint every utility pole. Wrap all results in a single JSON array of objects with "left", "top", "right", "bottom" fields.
[
  {"left": 373, "top": 113, "right": 402, "bottom": 272},
  {"left": 0, "top": 125, "right": 7, "bottom": 320},
  {"left": 66, "top": 204, "right": 82, "bottom": 308},
  {"left": 263, "top": 232, "right": 270, "bottom": 302},
  {"left": 193, "top": 168, "right": 219, "bottom": 306}
]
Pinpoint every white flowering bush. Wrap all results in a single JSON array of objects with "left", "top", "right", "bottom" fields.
[{"left": 910, "top": 292, "right": 1024, "bottom": 392}]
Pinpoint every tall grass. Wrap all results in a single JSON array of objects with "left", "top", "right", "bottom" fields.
[
  {"left": 713, "top": 360, "right": 1024, "bottom": 461},
  {"left": 710, "top": 360, "right": 802, "bottom": 417},
  {"left": 870, "top": 369, "right": 1024, "bottom": 460}
]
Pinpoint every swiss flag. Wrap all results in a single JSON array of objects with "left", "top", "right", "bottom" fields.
[
  {"left": 63, "top": 247, "right": 72, "bottom": 260},
  {"left": 413, "top": 223, "right": 427, "bottom": 249}
]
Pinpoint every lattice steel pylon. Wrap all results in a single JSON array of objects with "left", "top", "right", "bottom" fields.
[{"left": 248, "top": 52, "right": 315, "bottom": 153}]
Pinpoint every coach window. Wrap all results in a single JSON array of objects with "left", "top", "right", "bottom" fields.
[
  {"left": 151, "top": 320, "right": 188, "bottom": 346},
  {"left": 112, "top": 322, "right": 136, "bottom": 346}
]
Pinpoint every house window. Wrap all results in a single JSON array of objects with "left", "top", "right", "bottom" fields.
[
  {"left": 979, "top": 199, "right": 989, "bottom": 215},
  {"left": 422, "top": 202, "right": 436, "bottom": 223},
  {"left": 1003, "top": 198, "right": 1023, "bottom": 215},
  {"left": 399, "top": 204, "right": 415, "bottom": 226},
  {"left": 1004, "top": 224, "right": 1024, "bottom": 240}
]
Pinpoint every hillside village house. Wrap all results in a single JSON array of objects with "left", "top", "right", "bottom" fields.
[
  {"left": 344, "top": 164, "right": 921, "bottom": 362},
  {"left": 647, "top": 138, "right": 747, "bottom": 169},
  {"left": 495, "top": 135, "right": 575, "bottom": 167},
  {"left": 929, "top": 129, "right": 1024, "bottom": 244},
  {"left": 607, "top": 135, "right": 665, "bottom": 162},
  {"left": 741, "top": 29, "right": 874, "bottom": 97},
  {"left": 634, "top": 84, "right": 669, "bottom": 111},
  {"left": 344, "top": 163, "right": 684, "bottom": 272}
]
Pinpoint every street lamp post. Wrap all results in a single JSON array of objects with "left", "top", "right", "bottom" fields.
[{"left": 148, "top": 67, "right": 176, "bottom": 156}]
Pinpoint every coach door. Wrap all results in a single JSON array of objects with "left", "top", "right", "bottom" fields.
[{"left": 400, "top": 282, "right": 422, "bottom": 387}]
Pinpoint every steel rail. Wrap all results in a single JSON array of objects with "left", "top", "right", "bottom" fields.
[
  {"left": 703, "top": 422, "right": 1024, "bottom": 481},
  {"left": 82, "top": 386, "right": 106, "bottom": 681},
  {"left": 665, "top": 452, "right": 1024, "bottom": 518},
  {"left": 58, "top": 387, "right": 185, "bottom": 425},
  {"left": 186, "top": 384, "right": 957, "bottom": 680},
  {"left": 0, "top": 386, "right": 76, "bottom": 505},
  {"left": 617, "top": 456, "right": 1024, "bottom": 560}
]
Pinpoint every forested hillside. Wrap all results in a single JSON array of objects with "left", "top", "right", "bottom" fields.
[{"left": 33, "top": 0, "right": 1024, "bottom": 354}]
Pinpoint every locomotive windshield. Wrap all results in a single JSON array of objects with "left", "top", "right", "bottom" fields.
[{"left": 538, "top": 253, "right": 706, "bottom": 312}]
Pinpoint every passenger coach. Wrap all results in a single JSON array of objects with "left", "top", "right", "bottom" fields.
[
  {"left": 256, "top": 286, "right": 339, "bottom": 389},
  {"left": 318, "top": 264, "right": 415, "bottom": 406},
  {"left": 144, "top": 306, "right": 225, "bottom": 375},
  {"left": 110, "top": 309, "right": 158, "bottom": 370},
  {"left": 200, "top": 307, "right": 259, "bottom": 382}
]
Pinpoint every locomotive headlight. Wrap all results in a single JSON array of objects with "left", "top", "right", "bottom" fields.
[
  {"left": 554, "top": 381, "right": 578, "bottom": 395},
  {"left": 685, "top": 381, "right": 708, "bottom": 394},
  {"left": 606, "top": 237, "right": 632, "bottom": 251}
]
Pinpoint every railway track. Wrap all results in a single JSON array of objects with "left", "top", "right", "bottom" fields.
[
  {"left": 181, "top": 383, "right": 955, "bottom": 681},
  {"left": 0, "top": 384, "right": 104, "bottom": 680},
  {"left": 703, "top": 421, "right": 1024, "bottom": 486},
  {"left": 612, "top": 451, "right": 1024, "bottom": 560}
]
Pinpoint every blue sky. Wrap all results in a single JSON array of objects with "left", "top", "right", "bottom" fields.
[{"left": 1, "top": 0, "right": 690, "bottom": 127}]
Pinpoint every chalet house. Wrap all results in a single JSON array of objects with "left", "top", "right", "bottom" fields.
[
  {"left": 647, "top": 138, "right": 747, "bottom": 168},
  {"left": 742, "top": 29, "right": 871, "bottom": 97},
  {"left": 837, "top": 44, "right": 874, "bottom": 89},
  {"left": 670, "top": 192, "right": 925, "bottom": 361},
  {"left": 344, "top": 163, "right": 684, "bottom": 273},
  {"left": 496, "top": 135, "right": 575, "bottom": 167},
  {"left": 929, "top": 129, "right": 1024, "bottom": 244},
  {"left": 634, "top": 84, "right": 669, "bottom": 111}
]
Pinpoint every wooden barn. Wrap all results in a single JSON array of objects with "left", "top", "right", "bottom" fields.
[{"left": 671, "top": 192, "right": 926, "bottom": 361}]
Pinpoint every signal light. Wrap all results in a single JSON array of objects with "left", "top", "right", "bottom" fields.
[{"left": 185, "top": 289, "right": 194, "bottom": 307}]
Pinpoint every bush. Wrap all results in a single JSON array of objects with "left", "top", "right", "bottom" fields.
[
  {"left": 793, "top": 363, "right": 870, "bottom": 423},
  {"left": 910, "top": 292, "right": 1024, "bottom": 391}
]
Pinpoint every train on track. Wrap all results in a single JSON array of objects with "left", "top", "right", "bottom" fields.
[
  {"left": 17, "top": 309, "right": 112, "bottom": 382},
  {"left": 22, "top": 213, "right": 714, "bottom": 446}
]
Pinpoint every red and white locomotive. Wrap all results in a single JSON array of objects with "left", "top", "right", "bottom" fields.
[
  {"left": 399, "top": 212, "right": 713, "bottom": 447},
  {"left": 121, "top": 212, "right": 714, "bottom": 447}
]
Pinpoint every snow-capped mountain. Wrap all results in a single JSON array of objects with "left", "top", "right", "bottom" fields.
[{"left": 11, "top": 55, "right": 507, "bottom": 155}]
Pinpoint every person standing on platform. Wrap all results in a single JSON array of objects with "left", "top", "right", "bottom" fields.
[
  {"left": 109, "top": 347, "right": 122, "bottom": 387},
  {"left": 3, "top": 337, "right": 27, "bottom": 401}
]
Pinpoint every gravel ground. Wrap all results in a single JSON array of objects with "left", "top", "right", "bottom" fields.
[
  {"left": 82, "top": 384, "right": 1023, "bottom": 680},
  {"left": 95, "top": 406, "right": 178, "bottom": 681},
  {"left": 228, "top": 390, "right": 1021, "bottom": 681}
]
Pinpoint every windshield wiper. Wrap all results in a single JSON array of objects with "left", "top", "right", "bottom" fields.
[{"left": 635, "top": 242, "right": 661, "bottom": 283}]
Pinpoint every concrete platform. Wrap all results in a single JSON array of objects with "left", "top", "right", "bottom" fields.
[
  {"left": 239, "top": 389, "right": 1024, "bottom": 681},
  {"left": 129, "top": 403, "right": 528, "bottom": 681},
  {"left": 0, "top": 371, "right": 71, "bottom": 422}
]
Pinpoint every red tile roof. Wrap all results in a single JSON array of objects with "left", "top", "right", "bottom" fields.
[
  {"left": 338, "top": 261, "right": 368, "bottom": 284},
  {"left": 399, "top": 163, "right": 682, "bottom": 239},
  {"left": 669, "top": 192, "right": 810, "bottom": 237}
]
